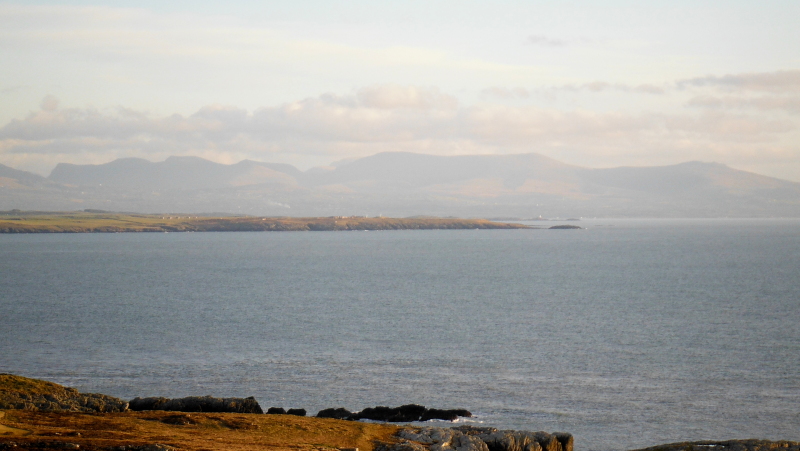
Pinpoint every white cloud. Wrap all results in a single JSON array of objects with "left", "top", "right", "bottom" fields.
[
  {"left": 2, "top": 84, "right": 799, "bottom": 181},
  {"left": 356, "top": 85, "right": 458, "bottom": 110},
  {"left": 480, "top": 87, "right": 531, "bottom": 100},
  {"left": 688, "top": 95, "right": 800, "bottom": 115},
  {"left": 679, "top": 70, "right": 800, "bottom": 93},
  {"left": 526, "top": 35, "right": 568, "bottom": 47}
]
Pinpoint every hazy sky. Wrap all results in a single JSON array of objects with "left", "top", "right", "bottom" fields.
[{"left": 1, "top": 1, "right": 799, "bottom": 180}]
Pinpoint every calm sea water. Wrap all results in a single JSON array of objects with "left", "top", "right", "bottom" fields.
[{"left": 1, "top": 219, "right": 798, "bottom": 450}]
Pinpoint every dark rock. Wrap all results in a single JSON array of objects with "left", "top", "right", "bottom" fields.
[
  {"left": 267, "top": 407, "right": 287, "bottom": 414},
  {"left": 548, "top": 225, "right": 581, "bottom": 229},
  {"left": 128, "top": 395, "right": 263, "bottom": 414},
  {"left": 356, "top": 404, "right": 428, "bottom": 422},
  {"left": 553, "top": 433, "right": 573, "bottom": 451},
  {"left": 129, "top": 397, "right": 170, "bottom": 411},
  {"left": 316, "top": 405, "right": 472, "bottom": 422},
  {"left": 316, "top": 407, "right": 354, "bottom": 420},
  {"left": 287, "top": 408, "right": 307, "bottom": 416}
]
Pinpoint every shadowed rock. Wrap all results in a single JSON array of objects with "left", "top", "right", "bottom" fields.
[
  {"left": 357, "top": 404, "right": 428, "bottom": 422},
  {"left": 267, "top": 407, "right": 287, "bottom": 414},
  {"left": 316, "top": 407, "right": 354, "bottom": 420},
  {"left": 128, "top": 395, "right": 263, "bottom": 414},
  {"left": 316, "top": 404, "right": 472, "bottom": 422},
  {"left": 287, "top": 408, "right": 307, "bottom": 416}
]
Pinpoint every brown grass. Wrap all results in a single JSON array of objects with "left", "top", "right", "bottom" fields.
[{"left": 0, "top": 409, "right": 400, "bottom": 451}]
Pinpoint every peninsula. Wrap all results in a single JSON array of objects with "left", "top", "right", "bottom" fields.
[{"left": 0, "top": 211, "right": 530, "bottom": 233}]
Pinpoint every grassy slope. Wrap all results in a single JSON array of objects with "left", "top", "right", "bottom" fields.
[
  {"left": 0, "top": 212, "right": 529, "bottom": 233},
  {"left": 0, "top": 410, "right": 400, "bottom": 451},
  {"left": 0, "top": 374, "right": 399, "bottom": 451}
]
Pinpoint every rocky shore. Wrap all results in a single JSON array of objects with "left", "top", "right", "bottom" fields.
[
  {"left": 376, "top": 425, "right": 573, "bottom": 451},
  {"left": 1, "top": 374, "right": 797, "bottom": 451},
  {"left": 0, "top": 375, "right": 127, "bottom": 413}
]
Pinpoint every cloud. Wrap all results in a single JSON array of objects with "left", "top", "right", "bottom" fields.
[
  {"left": 40, "top": 95, "right": 59, "bottom": 112},
  {"left": 632, "top": 84, "right": 665, "bottom": 95},
  {"left": 1, "top": 85, "right": 31, "bottom": 95},
  {"left": 480, "top": 87, "right": 531, "bottom": 100},
  {"left": 555, "top": 82, "right": 665, "bottom": 94},
  {"left": 526, "top": 35, "right": 568, "bottom": 47},
  {"left": 2, "top": 84, "right": 798, "bottom": 180},
  {"left": 356, "top": 85, "right": 458, "bottom": 110},
  {"left": 688, "top": 95, "right": 800, "bottom": 115},
  {"left": 679, "top": 70, "right": 800, "bottom": 93}
]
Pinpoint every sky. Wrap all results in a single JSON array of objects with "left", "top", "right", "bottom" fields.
[{"left": 1, "top": 1, "right": 799, "bottom": 181}]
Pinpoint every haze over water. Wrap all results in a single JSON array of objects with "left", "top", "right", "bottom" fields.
[{"left": 2, "top": 219, "right": 799, "bottom": 451}]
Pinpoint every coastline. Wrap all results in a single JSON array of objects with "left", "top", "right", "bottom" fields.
[
  {"left": 0, "top": 212, "right": 531, "bottom": 233},
  {"left": 1, "top": 375, "right": 797, "bottom": 451}
]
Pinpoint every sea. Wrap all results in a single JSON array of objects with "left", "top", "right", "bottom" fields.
[{"left": 1, "top": 218, "right": 798, "bottom": 451}]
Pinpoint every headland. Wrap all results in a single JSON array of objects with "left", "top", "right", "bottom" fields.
[
  {"left": 0, "top": 211, "right": 530, "bottom": 233},
  {"left": 1, "top": 375, "right": 797, "bottom": 451}
]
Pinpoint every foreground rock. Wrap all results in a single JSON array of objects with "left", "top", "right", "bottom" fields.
[
  {"left": 267, "top": 406, "right": 307, "bottom": 416},
  {"left": 0, "top": 374, "right": 128, "bottom": 413},
  {"left": 317, "top": 404, "right": 473, "bottom": 422},
  {"left": 376, "top": 426, "right": 573, "bottom": 451},
  {"left": 632, "top": 440, "right": 800, "bottom": 451},
  {"left": 128, "top": 395, "right": 263, "bottom": 414}
]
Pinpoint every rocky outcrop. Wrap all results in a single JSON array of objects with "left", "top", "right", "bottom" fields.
[
  {"left": 359, "top": 405, "right": 428, "bottom": 422},
  {"left": 399, "top": 426, "right": 489, "bottom": 451},
  {"left": 0, "top": 374, "right": 128, "bottom": 413},
  {"left": 317, "top": 407, "right": 354, "bottom": 419},
  {"left": 632, "top": 440, "right": 800, "bottom": 451},
  {"left": 267, "top": 407, "right": 307, "bottom": 416},
  {"left": 316, "top": 405, "right": 472, "bottom": 422},
  {"left": 128, "top": 395, "right": 263, "bottom": 414},
  {"left": 379, "top": 427, "right": 572, "bottom": 451}
]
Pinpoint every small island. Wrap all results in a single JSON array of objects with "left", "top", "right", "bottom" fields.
[{"left": 0, "top": 211, "right": 531, "bottom": 233}]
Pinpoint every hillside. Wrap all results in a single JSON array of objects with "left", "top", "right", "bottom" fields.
[{"left": 1, "top": 152, "right": 799, "bottom": 217}]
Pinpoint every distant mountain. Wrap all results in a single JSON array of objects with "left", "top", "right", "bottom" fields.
[
  {"left": 49, "top": 156, "right": 300, "bottom": 191},
  {"left": 1, "top": 152, "right": 799, "bottom": 217},
  {"left": 0, "top": 163, "right": 49, "bottom": 187}
]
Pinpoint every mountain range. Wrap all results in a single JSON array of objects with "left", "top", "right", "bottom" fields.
[{"left": 2, "top": 152, "right": 799, "bottom": 217}]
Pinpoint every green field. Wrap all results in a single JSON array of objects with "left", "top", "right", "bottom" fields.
[{"left": 0, "top": 211, "right": 530, "bottom": 233}]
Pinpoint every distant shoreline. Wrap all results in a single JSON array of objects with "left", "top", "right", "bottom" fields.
[{"left": 0, "top": 211, "right": 531, "bottom": 233}]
